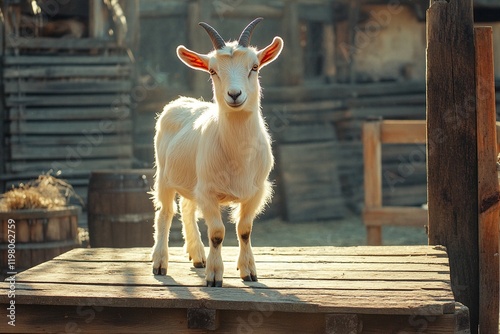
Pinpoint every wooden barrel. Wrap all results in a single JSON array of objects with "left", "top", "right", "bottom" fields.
[
  {"left": 0, "top": 206, "right": 81, "bottom": 272},
  {"left": 87, "top": 169, "right": 155, "bottom": 248}
]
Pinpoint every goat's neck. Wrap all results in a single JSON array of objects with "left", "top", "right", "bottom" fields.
[{"left": 218, "top": 103, "right": 264, "bottom": 156}]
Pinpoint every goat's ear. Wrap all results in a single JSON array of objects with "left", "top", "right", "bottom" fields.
[
  {"left": 257, "top": 37, "right": 283, "bottom": 68},
  {"left": 177, "top": 46, "right": 210, "bottom": 72}
]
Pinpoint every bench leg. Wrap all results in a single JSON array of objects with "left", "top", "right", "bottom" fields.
[{"left": 367, "top": 226, "right": 382, "bottom": 245}]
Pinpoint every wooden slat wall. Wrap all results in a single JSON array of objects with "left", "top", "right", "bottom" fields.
[{"left": 2, "top": 53, "right": 134, "bottom": 202}]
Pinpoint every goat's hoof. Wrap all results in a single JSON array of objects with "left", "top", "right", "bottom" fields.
[
  {"left": 153, "top": 267, "right": 167, "bottom": 276},
  {"left": 242, "top": 274, "right": 258, "bottom": 282},
  {"left": 206, "top": 280, "right": 223, "bottom": 287},
  {"left": 193, "top": 261, "right": 206, "bottom": 268}
]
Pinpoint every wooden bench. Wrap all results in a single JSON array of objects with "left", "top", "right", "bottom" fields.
[{"left": 0, "top": 246, "right": 469, "bottom": 333}]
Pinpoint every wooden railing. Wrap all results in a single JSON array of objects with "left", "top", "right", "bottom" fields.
[{"left": 362, "top": 119, "right": 500, "bottom": 245}]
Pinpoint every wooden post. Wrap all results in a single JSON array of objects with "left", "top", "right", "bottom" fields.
[
  {"left": 123, "top": 0, "right": 140, "bottom": 52},
  {"left": 362, "top": 119, "right": 382, "bottom": 246},
  {"left": 89, "top": 0, "right": 106, "bottom": 38},
  {"left": 188, "top": 0, "right": 212, "bottom": 98},
  {"left": 347, "top": 0, "right": 360, "bottom": 84},
  {"left": 426, "top": 0, "right": 479, "bottom": 332},
  {"left": 0, "top": 4, "right": 5, "bottom": 179},
  {"left": 475, "top": 26, "right": 500, "bottom": 334},
  {"left": 281, "top": 1, "right": 303, "bottom": 85}
]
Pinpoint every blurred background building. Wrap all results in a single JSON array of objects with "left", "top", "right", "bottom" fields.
[{"left": 1, "top": 0, "right": 499, "bottom": 223}]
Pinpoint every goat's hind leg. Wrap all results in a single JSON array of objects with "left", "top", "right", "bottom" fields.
[
  {"left": 151, "top": 187, "right": 176, "bottom": 276},
  {"left": 180, "top": 197, "right": 206, "bottom": 268}
]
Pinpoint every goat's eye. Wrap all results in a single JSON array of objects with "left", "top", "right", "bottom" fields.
[
  {"left": 251, "top": 64, "right": 258, "bottom": 72},
  {"left": 209, "top": 69, "right": 217, "bottom": 76}
]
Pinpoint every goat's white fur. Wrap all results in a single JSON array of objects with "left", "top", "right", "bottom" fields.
[{"left": 151, "top": 24, "right": 283, "bottom": 287}]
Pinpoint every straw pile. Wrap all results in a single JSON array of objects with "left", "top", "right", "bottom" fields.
[{"left": 0, "top": 173, "right": 80, "bottom": 211}]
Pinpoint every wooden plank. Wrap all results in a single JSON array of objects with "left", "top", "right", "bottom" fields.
[
  {"left": 276, "top": 124, "right": 337, "bottom": 144},
  {"left": 6, "top": 94, "right": 131, "bottom": 107},
  {"left": 52, "top": 252, "right": 449, "bottom": 265},
  {"left": 13, "top": 271, "right": 451, "bottom": 292},
  {"left": 380, "top": 120, "right": 426, "bottom": 144},
  {"left": 139, "top": 1, "right": 188, "bottom": 17},
  {"left": 362, "top": 119, "right": 382, "bottom": 245},
  {"left": 5, "top": 37, "right": 119, "bottom": 50},
  {"left": 9, "top": 120, "right": 132, "bottom": 135},
  {"left": 363, "top": 207, "right": 428, "bottom": 227},
  {"left": 0, "top": 304, "right": 461, "bottom": 334},
  {"left": 9, "top": 144, "right": 133, "bottom": 160},
  {"left": 4, "top": 66, "right": 131, "bottom": 79},
  {"left": 212, "top": 4, "right": 282, "bottom": 19},
  {"left": 4, "top": 55, "right": 131, "bottom": 65},
  {"left": 348, "top": 94, "right": 426, "bottom": 109},
  {"left": 279, "top": 141, "right": 345, "bottom": 221},
  {"left": 0, "top": 282, "right": 454, "bottom": 316},
  {"left": 474, "top": 26, "right": 500, "bottom": 334},
  {"left": 298, "top": 3, "right": 332, "bottom": 22},
  {"left": 426, "top": 1, "right": 479, "bottom": 332},
  {"left": 350, "top": 105, "right": 425, "bottom": 120},
  {"left": 9, "top": 134, "right": 131, "bottom": 146},
  {"left": 5, "top": 158, "right": 133, "bottom": 174},
  {"left": 9, "top": 107, "right": 130, "bottom": 121},
  {"left": 54, "top": 245, "right": 451, "bottom": 259},
  {"left": 4, "top": 80, "right": 133, "bottom": 94}
]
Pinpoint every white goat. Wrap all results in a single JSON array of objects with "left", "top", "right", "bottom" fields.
[{"left": 151, "top": 18, "right": 283, "bottom": 287}]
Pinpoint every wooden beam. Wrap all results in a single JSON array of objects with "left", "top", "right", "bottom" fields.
[
  {"left": 363, "top": 207, "right": 427, "bottom": 227},
  {"left": 380, "top": 120, "right": 426, "bottom": 144},
  {"left": 362, "top": 119, "right": 382, "bottom": 245},
  {"left": 426, "top": 1, "right": 479, "bottom": 332},
  {"left": 474, "top": 26, "right": 499, "bottom": 334}
]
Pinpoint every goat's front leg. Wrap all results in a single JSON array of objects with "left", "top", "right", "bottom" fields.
[
  {"left": 235, "top": 185, "right": 270, "bottom": 282},
  {"left": 198, "top": 193, "right": 225, "bottom": 287}
]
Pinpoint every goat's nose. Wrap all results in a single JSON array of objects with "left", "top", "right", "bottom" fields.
[{"left": 228, "top": 90, "right": 242, "bottom": 101}]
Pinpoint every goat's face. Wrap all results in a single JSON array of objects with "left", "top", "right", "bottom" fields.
[{"left": 176, "top": 18, "right": 283, "bottom": 111}]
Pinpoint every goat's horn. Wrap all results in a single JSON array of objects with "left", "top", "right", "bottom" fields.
[
  {"left": 238, "top": 17, "right": 263, "bottom": 47},
  {"left": 199, "top": 22, "right": 226, "bottom": 50}
]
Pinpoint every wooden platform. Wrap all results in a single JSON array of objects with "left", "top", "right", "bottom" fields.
[{"left": 0, "top": 246, "right": 469, "bottom": 333}]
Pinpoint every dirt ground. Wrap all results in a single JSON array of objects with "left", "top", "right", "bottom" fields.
[{"left": 166, "top": 211, "right": 429, "bottom": 248}]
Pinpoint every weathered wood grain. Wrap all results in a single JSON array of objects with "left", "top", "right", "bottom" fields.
[
  {"left": 4, "top": 65, "right": 131, "bottom": 79},
  {"left": 380, "top": 120, "right": 426, "bottom": 144},
  {"left": 363, "top": 119, "right": 382, "bottom": 245},
  {"left": 0, "top": 246, "right": 462, "bottom": 333},
  {"left": 6, "top": 94, "right": 131, "bottom": 107},
  {"left": 426, "top": 1, "right": 479, "bottom": 332},
  {"left": 53, "top": 245, "right": 450, "bottom": 260},
  {"left": 474, "top": 26, "right": 500, "bottom": 334},
  {"left": 364, "top": 206, "right": 428, "bottom": 227},
  {"left": 4, "top": 80, "right": 132, "bottom": 94},
  {"left": 4, "top": 55, "right": 131, "bottom": 65},
  {"left": 0, "top": 304, "right": 464, "bottom": 334}
]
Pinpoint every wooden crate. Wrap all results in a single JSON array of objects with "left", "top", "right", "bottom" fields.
[{"left": 0, "top": 246, "right": 468, "bottom": 333}]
